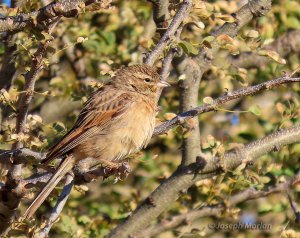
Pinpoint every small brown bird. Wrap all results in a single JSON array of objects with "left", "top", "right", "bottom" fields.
[{"left": 24, "top": 64, "right": 169, "bottom": 219}]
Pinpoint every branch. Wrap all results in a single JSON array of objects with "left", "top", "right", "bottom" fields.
[
  {"left": 107, "top": 125, "right": 300, "bottom": 237},
  {"left": 10, "top": 161, "right": 129, "bottom": 198},
  {"left": 154, "top": 76, "right": 300, "bottom": 135},
  {"left": 144, "top": 0, "right": 192, "bottom": 66},
  {"left": 150, "top": 0, "right": 170, "bottom": 30},
  {"left": 230, "top": 29, "right": 300, "bottom": 68},
  {"left": 170, "top": 0, "right": 272, "bottom": 169},
  {"left": 140, "top": 171, "right": 300, "bottom": 237},
  {"left": 0, "top": 0, "right": 111, "bottom": 34},
  {"left": 11, "top": 17, "right": 60, "bottom": 179},
  {"left": 192, "top": 0, "right": 272, "bottom": 71},
  {"left": 36, "top": 173, "right": 74, "bottom": 238},
  {"left": 0, "top": 148, "right": 46, "bottom": 164},
  {"left": 0, "top": 19, "right": 60, "bottom": 236},
  {"left": 4, "top": 76, "right": 298, "bottom": 172},
  {"left": 4, "top": 75, "right": 297, "bottom": 179},
  {"left": 287, "top": 193, "right": 300, "bottom": 224}
]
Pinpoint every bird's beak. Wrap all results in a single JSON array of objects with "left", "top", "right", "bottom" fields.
[{"left": 157, "top": 81, "right": 170, "bottom": 88}]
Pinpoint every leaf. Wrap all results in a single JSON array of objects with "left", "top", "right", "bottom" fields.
[
  {"left": 178, "top": 74, "right": 186, "bottom": 80},
  {"left": 203, "top": 96, "right": 214, "bottom": 104},
  {"left": 276, "top": 102, "right": 286, "bottom": 115},
  {"left": 249, "top": 105, "right": 262, "bottom": 116},
  {"left": 202, "top": 36, "right": 215, "bottom": 42},
  {"left": 194, "top": 21, "right": 205, "bottom": 29},
  {"left": 8, "top": 8, "right": 19, "bottom": 16},
  {"left": 259, "top": 176, "right": 271, "bottom": 184},
  {"left": 78, "top": 215, "right": 91, "bottom": 225},
  {"left": 246, "top": 30, "right": 259, "bottom": 38},
  {"left": 201, "top": 36, "right": 215, "bottom": 48},
  {"left": 52, "top": 122, "right": 66, "bottom": 133},
  {"left": 32, "top": 114, "right": 43, "bottom": 123},
  {"left": 216, "top": 34, "right": 234, "bottom": 45},
  {"left": 164, "top": 113, "right": 177, "bottom": 120},
  {"left": 178, "top": 41, "right": 199, "bottom": 55},
  {"left": 41, "top": 32, "right": 54, "bottom": 41},
  {"left": 214, "top": 13, "right": 235, "bottom": 23},
  {"left": 258, "top": 50, "right": 286, "bottom": 64},
  {"left": 77, "top": 36, "right": 88, "bottom": 43},
  {"left": 0, "top": 89, "right": 10, "bottom": 101}
]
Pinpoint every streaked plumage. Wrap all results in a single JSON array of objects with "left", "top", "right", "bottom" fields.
[{"left": 23, "top": 64, "right": 168, "bottom": 219}]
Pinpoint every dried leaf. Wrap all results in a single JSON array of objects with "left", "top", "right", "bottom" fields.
[{"left": 258, "top": 50, "right": 286, "bottom": 64}]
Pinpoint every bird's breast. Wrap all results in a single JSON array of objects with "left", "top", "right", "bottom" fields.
[{"left": 119, "top": 99, "right": 156, "bottom": 153}]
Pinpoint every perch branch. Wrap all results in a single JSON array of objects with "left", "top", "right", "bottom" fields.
[
  {"left": 107, "top": 125, "right": 300, "bottom": 237},
  {"left": 7, "top": 75, "right": 299, "bottom": 165},
  {"left": 140, "top": 171, "right": 300, "bottom": 237}
]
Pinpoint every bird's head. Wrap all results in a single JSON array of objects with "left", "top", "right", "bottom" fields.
[{"left": 113, "top": 65, "right": 169, "bottom": 96}]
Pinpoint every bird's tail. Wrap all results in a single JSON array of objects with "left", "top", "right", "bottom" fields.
[{"left": 23, "top": 156, "right": 75, "bottom": 220}]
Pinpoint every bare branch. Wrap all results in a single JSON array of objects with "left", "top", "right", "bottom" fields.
[
  {"left": 192, "top": 0, "right": 272, "bottom": 71},
  {"left": 150, "top": 0, "right": 170, "bottom": 29},
  {"left": 107, "top": 125, "right": 300, "bottom": 237},
  {"left": 11, "top": 17, "right": 60, "bottom": 179},
  {"left": 4, "top": 75, "right": 298, "bottom": 167},
  {"left": 0, "top": 18, "right": 60, "bottom": 236},
  {"left": 36, "top": 173, "right": 74, "bottom": 238},
  {"left": 154, "top": 76, "right": 300, "bottom": 135},
  {"left": 0, "top": 148, "right": 46, "bottom": 164},
  {"left": 230, "top": 29, "right": 300, "bottom": 68},
  {"left": 0, "top": 0, "right": 112, "bottom": 34},
  {"left": 141, "top": 171, "right": 300, "bottom": 237},
  {"left": 144, "top": 0, "right": 192, "bottom": 66},
  {"left": 287, "top": 193, "right": 300, "bottom": 224}
]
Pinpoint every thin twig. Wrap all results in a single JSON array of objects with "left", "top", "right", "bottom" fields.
[
  {"left": 1, "top": 76, "right": 299, "bottom": 164},
  {"left": 37, "top": 173, "right": 74, "bottom": 238},
  {"left": 230, "top": 29, "right": 300, "bottom": 69},
  {"left": 154, "top": 76, "right": 300, "bottom": 135},
  {"left": 11, "top": 17, "right": 60, "bottom": 179},
  {"left": 144, "top": 0, "right": 192, "bottom": 66},
  {"left": 140, "top": 171, "right": 300, "bottom": 237},
  {"left": 0, "top": 0, "right": 112, "bottom": 34},
  {"left": 107, "top": 125, "right": 300, "bottom": 238},
  {"left": 287, "top": 193, "right": 300, "bottom": 224}
]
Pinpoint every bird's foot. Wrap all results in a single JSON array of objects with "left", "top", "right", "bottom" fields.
[{"left": 109, "top": 161, "right": 131, "bottom": 183}]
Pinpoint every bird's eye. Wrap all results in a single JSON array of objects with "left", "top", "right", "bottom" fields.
[{"left": 144, "top": 78, "right": 151, "bottom": 83}]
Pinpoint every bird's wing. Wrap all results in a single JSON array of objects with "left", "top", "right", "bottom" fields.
[{"left": 44, "top": 87, "right": 134, "bottom": 164}]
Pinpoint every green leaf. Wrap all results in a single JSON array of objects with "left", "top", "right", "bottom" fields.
[
  {"left": 52, "top": 122, "right": 66, "bottom": 134},
  {"left": 178, "top": 41, "right": 199, "bottom": 55},
  {"left": 203, "top": 96, "right": 214, "bottom": 104},
  {"left": 78, "top": 215, "right": 91, "bottom": 225},
  {"left": 249, "top": 105, "right": 262, "bottom": 116}
]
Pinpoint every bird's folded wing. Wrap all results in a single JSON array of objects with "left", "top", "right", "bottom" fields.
[{"left": 44, "top": 88, "right": 134, "bottom": 164}]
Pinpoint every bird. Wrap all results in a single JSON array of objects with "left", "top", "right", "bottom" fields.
[{"left": 23, "top": 64, "right": 169, "bottom": 219}]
